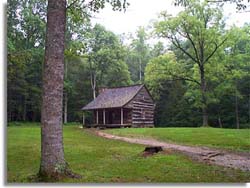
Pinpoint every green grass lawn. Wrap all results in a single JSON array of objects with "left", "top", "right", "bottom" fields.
[
  {"left": 7, "top": 123, "right": 250, "bottom": 183},
  {"left": 105, "top": 127, "right": 250, "bottom": 152}
]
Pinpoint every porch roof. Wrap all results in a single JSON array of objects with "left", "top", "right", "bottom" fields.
[{"left": 81, "top": 84, "right": 144, "bottom": 110}]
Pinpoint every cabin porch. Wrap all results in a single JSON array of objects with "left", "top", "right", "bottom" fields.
[{"left": 83, "top": 108, "right": 132, "bottom": 128}]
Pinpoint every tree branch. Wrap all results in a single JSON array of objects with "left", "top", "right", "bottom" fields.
[
  {"left": 170, "top": 74, "right": 201, "bottom": 86},
  {"left": 169, "top": 34, "right": 199, "bottom": 64},
  {"left": 152, "top": 67, "right": 201, "bottom": 86},
  {"left": 181, "top": 23, "right": 201, "bottom": 66},
  {"left": 204, "top": 37, "right": 227, "bottom": 64}
]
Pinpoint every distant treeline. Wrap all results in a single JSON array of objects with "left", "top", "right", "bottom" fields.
[{"left": 7, "top": 0, "right": 250, "bottom": 128}]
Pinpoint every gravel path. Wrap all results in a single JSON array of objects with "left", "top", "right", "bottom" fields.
[{"left": 93, "top": 130, "right": 250, "bottom": 171}]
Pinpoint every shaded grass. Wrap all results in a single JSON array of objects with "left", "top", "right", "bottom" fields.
[
  {"left": 106, "top": 127, "right": 250, "bottom": 152},
  {"left": 7, "top": 123, "right": 250, "bottom": 183}
]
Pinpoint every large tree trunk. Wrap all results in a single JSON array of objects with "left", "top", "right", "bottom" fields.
[
  {"left": 200, "top": 66, "right": 209, "bottom": 126},
  {"left": 64, "top": 92, "right": 68, "bottom": 124},
  {"left": 64, "top": 60, "right": 68, "bottom": 124},
  {"left": 40, "top": 0, "right": 70, "bottom": 179}
]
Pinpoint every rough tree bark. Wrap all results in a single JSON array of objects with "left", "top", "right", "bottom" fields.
[
  {"left": 40, "top": 0, "right": 73, "bottom": 180},
  {"left": 64, "top": 60, "right": 68, "bottom": 124},
  {"left": 64, "top": 92, "right": 68, "bottom": 124}
]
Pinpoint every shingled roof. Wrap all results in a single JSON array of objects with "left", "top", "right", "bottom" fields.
[{"left": 82, "top": 84, "right": 144, "bottom": 110}]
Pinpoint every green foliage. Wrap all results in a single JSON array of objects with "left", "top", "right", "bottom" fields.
[
  {"left": 145, "top": 53, "right": 201, "bottom": 126},
  {"left": 174, "top": 0, "right": 250, "bottom": 11},
  {"left": 125, "top": 27, "right": 151, "bottom": 83},
  {"left": 7, "top": 124, "right": 250, "bottom": 182},
  {"left": 153, "top": 1, "right": 227, "bottom": 126},
  {"left": 7, "top": 0, "right": 250, "bottom": 127},
  {"left": 64, "top": 56, "right": 92, "bottom": 122},
  {"left": 7, "top": 0, "right": 131, "bottom": 122},
  {"left": 7, "top": 0, "right": 46, "bottom": 121},
  {"left": 148, "top": 0, "right": 250, "bottom": 127},
  {"left": 145, "top": 53, "right": 182, "bottom": 99},
  {"left": 150, "top": 42, "right": 166, "bottom": 57},
  {"left": 88, "top": 24, "right": 132, "bottom": 88}
]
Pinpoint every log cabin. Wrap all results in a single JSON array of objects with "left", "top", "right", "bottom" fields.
[{"left": 81, "top": 84, "right": 155, "bottom": 128}]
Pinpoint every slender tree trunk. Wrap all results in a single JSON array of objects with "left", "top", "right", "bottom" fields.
[
  {"left": 93, "top": 82, "right": 96, "bottom": 99},
  {"left": 200, "top": 66, "right": 208, "bottom": 126},
  {"left": 91, "top": 72, "right": 96, "bottom": 99},
  {"left": 217, "top": 105, "right": 222, "bottom": 128},
  {"left": 89, "top": 57, "right": 96, "bottom": 99},
  {"left": 40, "top": 0, "right": 72, "bottom": 179},
  {"left": 218, "top": 115, "right": 222, "bottom": 128},
  {"left": 235, "top": 89, "right": 240, "bottom": 129}
]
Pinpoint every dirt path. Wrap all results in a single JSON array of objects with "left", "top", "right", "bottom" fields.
[{"left": 92, "top": 130, "right": 250, "bottom": 171}]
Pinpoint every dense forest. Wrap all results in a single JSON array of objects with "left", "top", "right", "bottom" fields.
[{"left": 8, "top": 0, "right": 250, "bottom": 128}]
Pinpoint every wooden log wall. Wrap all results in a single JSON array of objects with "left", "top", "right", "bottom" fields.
[{"left": 125, "top": 87, "right": 155, "bottom": 127}]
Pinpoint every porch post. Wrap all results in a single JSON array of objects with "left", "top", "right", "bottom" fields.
[
  {"left": 82, "top": 112, "right": 85, "bottom": 126},
  {"left": 103, "top": 109, "right": 106, "bottom": 125},
  {"left": 121, "top": 108, "right": 123, "bottom": 125},
  {"left": 96, "top": 110, "right": 99, "bottom": 124}
]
